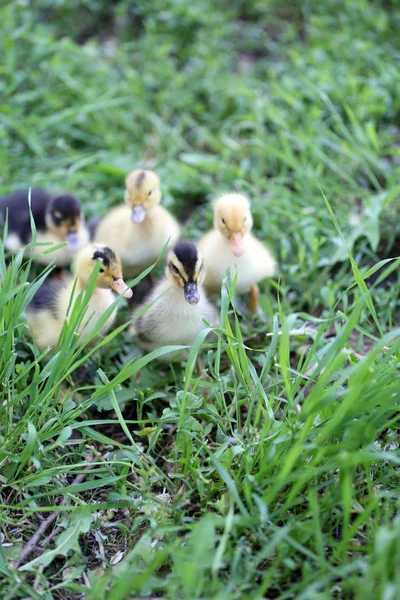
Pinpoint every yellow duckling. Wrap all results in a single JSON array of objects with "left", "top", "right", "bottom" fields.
[
  {"left": 26, "top": 243, "right": 132, "bottom": 352},
  {"left": 131, "top": 241, "right": 218, "bottom": 361},
  {"left": 0, "top": 188, "right": 89, "bottom": 266},
  {"left": 95, "top": 169, "right": 180, "bottom": 278},
  {"left": 198, "top": 193, "right": 276, "bottom": 312}
]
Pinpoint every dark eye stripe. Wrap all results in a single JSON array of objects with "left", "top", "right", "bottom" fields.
[{"left": 169, "top": 262, "right": 188, "bottom": 283}]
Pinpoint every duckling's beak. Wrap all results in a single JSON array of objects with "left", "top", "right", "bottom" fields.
[
  {"left": 184, "top": 282, "right": 200, "bottom": 305},
  {"left": 230, "top": 232, "right": 244, "bottom": 257},
  {"left": 131, "top": 205, "right": 146, "bottom": 224},
  {"left": 111, "top": 278, "right": 133, "bottom": 298},
  {"left": 65, "top": 232, "right": 81, "bottom": 252}
]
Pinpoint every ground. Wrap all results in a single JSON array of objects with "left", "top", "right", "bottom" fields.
[{"left": 0, "top": 0, "right": 400, "bottom": 598}]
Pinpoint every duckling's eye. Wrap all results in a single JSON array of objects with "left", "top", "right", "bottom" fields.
[
  {"left": 221, "top": 218, "right": 226, "bottom": 225},
  {"left": 99, "top": 268, "right": 104, "bottom": 273},
  {"left": 170, "top": 263, "right": 179, "bottom": 274},
  {"left": 148, "top": 190, "right": 152, "bottom": 196}
]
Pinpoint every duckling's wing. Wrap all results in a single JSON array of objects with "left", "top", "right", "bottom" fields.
[
  {"left": 248, "top": 236, "right": 277, "bottom": 279},
  {"left": 130, "top": 280, "right": 169, "bottom": 343},
  {"left": 130, "top": 308, "right": 164, "bottom": 354},
  {"left": 0, "top": 188, "right": 51, "bottom": 244},
  {"left": 28, "top": 278, "right": 65, "bottom": 318},
  {"left": 132, "top": 295, "right": 158, "bottom": 334},
  {"left": 133, "top": 317, "right": 155, "bottom": 344}
]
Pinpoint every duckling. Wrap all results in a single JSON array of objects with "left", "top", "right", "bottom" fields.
[
  {"left": 26, "top": 243, "right": 132, "bottom": 352},
  {"left": 94, "top": 170, "right": 180, "bottom": 278},
  {"left": 198, "top": 193, "right": 276, "bottom": 312},
  {"left": 131, "top": 241, "right": 218, "bottom": 361},
  {"left": 0, "top": 188, "right": 89, "bottom": 266}
]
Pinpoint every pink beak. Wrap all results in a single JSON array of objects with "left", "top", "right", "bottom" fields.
[
  {"left": 131, "top": 205, "right": 146, "bottom": 224},
  {"left": 111, "top": 278, "right": 133, "bottom": 298},
  {"left": 230, "top": 232, "right": 244, "bottom": 257},
  {"left": 65, "top": 232, "right": 82, "bottom": 252}
]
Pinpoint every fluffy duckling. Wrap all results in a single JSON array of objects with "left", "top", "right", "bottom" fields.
[
  {"left": 26, "top": 243, "right": 132, "bottom": 352},
  {"left": 198, "top": 193, "right": 276, "bottom": 312},
  {"left": 0, "top": 188, "right": 89, "bottom": 266},
  {"left": 95, "top": 170, "right": 180, "bottom": 278},
  {"left": 131, "top": 241, "right": 218, "bottom": 361}
]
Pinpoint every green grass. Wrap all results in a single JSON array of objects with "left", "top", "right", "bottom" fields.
[{"left": 1, "top": 0, "right": 400, "bottom": 598}]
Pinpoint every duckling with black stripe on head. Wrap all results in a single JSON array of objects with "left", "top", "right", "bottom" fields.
[
  {"left": 26, "top": 243, "right": 132, "bottom": 352},
  {"left": 131, "top": 241, "right": 218, "bottom": 361}
]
